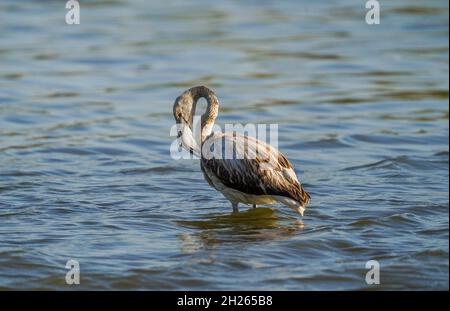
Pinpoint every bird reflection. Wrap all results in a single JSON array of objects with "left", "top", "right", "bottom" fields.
[{"left": 177, "top": 207, "right": 305, "bottom": 252}]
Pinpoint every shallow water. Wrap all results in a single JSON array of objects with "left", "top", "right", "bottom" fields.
[{"left": 0, "top": 0, "right": 448, "bottom": 290}]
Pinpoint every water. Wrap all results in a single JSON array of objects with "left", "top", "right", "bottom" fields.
[{"left": 0, "top": 0, "right": 448, "bottom": 290}]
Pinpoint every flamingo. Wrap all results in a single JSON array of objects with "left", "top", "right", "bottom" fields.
[{"left": 173, "top": 86, "right": 310, "bottom": 215}]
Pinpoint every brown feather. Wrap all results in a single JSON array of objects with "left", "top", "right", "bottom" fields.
[{"left": 200, "top": 132, "right": 310, "bottom": 206}]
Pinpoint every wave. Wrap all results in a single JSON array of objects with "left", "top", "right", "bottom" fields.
[{"left": 343, "top": 155, "right": 448, "bottom": 172}]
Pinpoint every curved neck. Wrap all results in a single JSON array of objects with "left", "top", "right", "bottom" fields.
[{"left": 186, "top": 86, "right": 219, "bottom": 142}]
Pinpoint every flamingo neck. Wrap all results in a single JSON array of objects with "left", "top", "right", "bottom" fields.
[
  {"left": 188, "top": 86, "right": 219, "bottom": 143},
  {"left": 176, "top": 86, "right": 219, "bottom": 156}
]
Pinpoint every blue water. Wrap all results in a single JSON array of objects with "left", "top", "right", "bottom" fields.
[{"left": 0, "top": 0, "right": 448, "bottom": 290}]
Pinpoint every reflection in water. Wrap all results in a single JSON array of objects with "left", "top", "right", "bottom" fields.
[
  {"left": 0, "top": 0, "right": 448, "bottom": 290},
  {"left": 177, "top": 208, "right": 305, "bottom": 248}
]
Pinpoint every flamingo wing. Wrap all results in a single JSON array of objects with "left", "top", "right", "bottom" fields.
[{"left": 200, "top": 132, "right": 310, "bottom": 205}]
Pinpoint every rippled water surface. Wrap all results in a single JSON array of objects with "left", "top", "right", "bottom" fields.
[{"left": 0, "top": 0, "right": 448, "bottom": 290}]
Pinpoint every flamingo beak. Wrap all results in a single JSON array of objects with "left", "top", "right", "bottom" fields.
[{"left": 298, "top": 206, "right": 305, "bottom": 217}]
